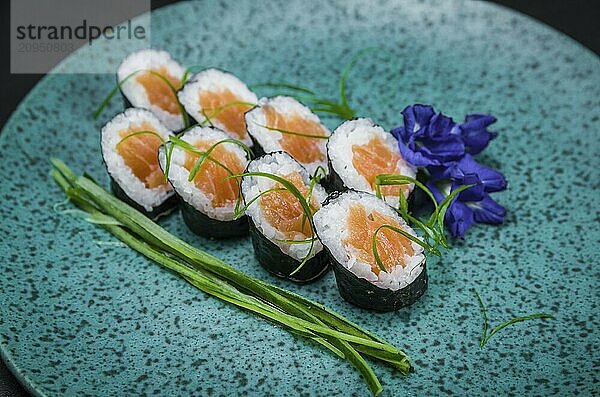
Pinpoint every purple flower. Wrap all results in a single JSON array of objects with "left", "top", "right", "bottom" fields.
[
  {"left": 391, "top": 105, "right": 498, "bottom": 167},
  {"left": 428, "top": 154, "right": 507, "bottom": 201},
  {"left": 391, "top": 105, "right": 464, "bottom": 167},
  {"left": 454, "top": 114, "right": 497, "bottom": 155},
  {"left": 392, "top": 104, "right": 506, "bottom": 238},
  {"left": 427, "top": 180, "right": 507, "bottom": 238}
]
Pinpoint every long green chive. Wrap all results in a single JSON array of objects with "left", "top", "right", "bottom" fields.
[
  {"left": 249, "top": 82, "right": 316, "bottom": 95},
  {"left": 116, "top": 130, "right": 166, "bottom": 148},
  {"left": 373, "top": 174, "right": 474, "bottom": 253},
  {"left": 183, "top": 138, "right": 253, "bottom": 182},
  {"left": 51, "top": 158, "right": 414, "bottom": 364},
  {"left": 253, "top": 122, "right": 329, "bottom": 140},
  {"left": 473, "top": 289, "right": 555, "bottom": 348},
  {"left": 371, "top": 224, "right": 438, "bottom": 274},
  {"left": 181, "top": 64, "right": 205, "bottom": 85},
  {"left": 50, "top": 159, "right": 415, "bottom": 395},
  {"left": 300, "top": 166, "right": 327, "bottom": 232},
  {"left": 198, "top": 101, "right": 257, "bottom": 126}
]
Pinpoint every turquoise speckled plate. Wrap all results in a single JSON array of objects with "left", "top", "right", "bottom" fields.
[{"left": 1, "top": 1, "right": 598, "bottom": 395}]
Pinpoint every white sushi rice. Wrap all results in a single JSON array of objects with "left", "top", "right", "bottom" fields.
[
  {"left": 177, "top": 69, "right": 257, "bottom": 147},
  {"left": 328, "top": 118, "right": 416, "bottom": 207},
  {"left": 245, "top": 96, "right": 331, "bottom": 176},
  {"left": 117, "top": 49, "right": 186, "bottom": 131},
  {"left": 313, "top": 190, "right": 425, "bottom": 291},
  {"left": 158, "top": 126, "right": 249, "bottom": 221},
  {"left": 241, "top": 152, "right": 327, "bottom": 261},
  {"left": 101, "top": 108, "right": 174, "bottom": 212}
]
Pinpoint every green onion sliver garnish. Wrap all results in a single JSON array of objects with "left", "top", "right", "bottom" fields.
[
  {"left": 372, "top": 224, "right": 436, "bottom": 274},
  {"left": 183, "top": 138, "right": 253, "bottom": 182},
  {"left": 165, "top": 136, "right": 249, "bottom": 213},
  {"left": 199, "top": 101, "right": 257, "bottom": 126},
  {"left": 473, "top": 288, "right": 555, "bottom": 348},
  {"left": 116, "top": 130, "right": 166, "bottom": 148},
  {"left": 231, "top": 187, "right": 286, "bottom": 221},
  {"left": 249, "top": 82, "right": 316, "bottom": 96},
  {"left": 300, "top": 166, "right": 327, "bottom": 231},
  {"left": 374, "top": 174, "right": 475, "bottom": 252},
  {"left": 161, "top": 123, "right": 202, "bottom": 181},
  {"left": 93, "top": 69, "right": 139, "bottom": 119},
  {"left": 181, "top": 64, "right": 205, "bottom": 85},
  {"left": 94, "top": 69, "right": 189, "bottom": 128},
  {"left": 253, "top": 122, "right": 329, "bottom": 140}
]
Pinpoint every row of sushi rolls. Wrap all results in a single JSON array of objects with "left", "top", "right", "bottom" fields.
[{"left": 101, "top": 49, "right": 426, "bottom": 312}]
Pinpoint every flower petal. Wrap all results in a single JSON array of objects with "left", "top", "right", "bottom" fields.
[
  {"left": 453, "top": 178, "right": 486, "bottom": 202},
  {"left": 419, "top": 137, "right": 465, "bottom": 163},
  {"left": 451, "top": 154, "right": 507, "bottom": 193},
  {"left": 427, "top": 164, "right": 454, "bottom": 180},
  {"left": 446, "top": 199, "right": 475, "bottom": 238},
  {"left": 397, "top": 139, "right": 438, "bottom": 167},
  {"left": 401, "top": 104, "right": 435, "bottom": 137},
  {"left": 426, "top": 181, "right": 475, "bottom": 238},
  {"left": 426, "top": 113, "right": 456, "bottom": 140},
  {"left": 467, "top": 194, "right": 507, "bottom": 225},
  {"left": 458, "top": 114, "right": 498, "bottom": 154}
]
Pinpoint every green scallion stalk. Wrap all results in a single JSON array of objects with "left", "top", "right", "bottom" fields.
[{"left": 50, "top": 159, "right": 414, "bottom": 395}]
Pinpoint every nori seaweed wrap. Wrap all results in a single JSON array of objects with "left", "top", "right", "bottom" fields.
[
  {"left": 100, "top": 108, "right": 177, "bottom": 219},
  {"left": 117, "top": 49, "right": 186, "bottom": 132},
  {"left": 158, "top": 126, "right": 250, "bottom": 239},
  {"left": 314, "top": 190, "right": 427, "bottom": 311},
  {"left": 241, "top": 152, "right": 329, "bottom": 282}
]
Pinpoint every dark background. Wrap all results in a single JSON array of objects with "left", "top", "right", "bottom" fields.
[{"left": 0, "top": 1, "right": 598, "bottom": 395}]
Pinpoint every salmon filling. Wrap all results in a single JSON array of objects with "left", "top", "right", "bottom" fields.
[
  {"left": 259, "top": 172, "right": 320, "bottom": 239},
  {"left": 344, "top": 204, "right": 414, "bottom": 274},
  {"left": 199, "top": 89, "right": 253, "bottom": 140},
  {"left": 263, "top": 106, "right": 327, "bottom": 164},
  {"left": 136, "top": 67, "right": 182, "bottom": 114},
  {"left": 352, "top": 136, "right": 408, "bottom": 197},
  {"left": 183, "top": 140, "right": 245, "bottom": 208},
  {"left": 117, "top": 122, "right": 168, "bottom": 189}
]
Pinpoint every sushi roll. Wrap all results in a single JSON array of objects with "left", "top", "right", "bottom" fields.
[
  {"left": 101, "top": 108, "right": 176, "bottom": 218},
  {"left": 327, "top": 118, "right": 416, "bottom": 206},
  {"left": 313, "top": 190, "right": 427, "bottom": 311},
  {"left": 117, "top": 49, "right": 186, "bottom": 131},
  {"left": 241, "top": 152, "right": 329, "bottom": 282},
  {"left": 178, "top": 69, "right": 257, "bottom": 147},
  {"left": 158, "top": 126, "right": 250, "bottom": 238},
  {"left": 245, "top": 96, "right": 331, "bottom": 176}
]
